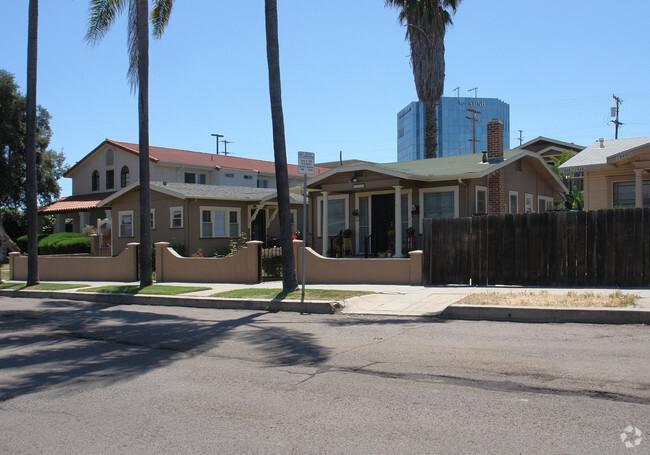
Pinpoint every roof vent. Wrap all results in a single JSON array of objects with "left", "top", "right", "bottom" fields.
[
  {"left": 482, "top": 151, "right": 488, "bottom": 163},
  {"left": 163, "top": 181, "right": 167, "bottom": 186},
  {"left": 599, "top": 138, "right": 605, "bottom": 148}
]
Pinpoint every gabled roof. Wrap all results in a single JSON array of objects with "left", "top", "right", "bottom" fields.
[
  {"left": 97, "top": 181, "right": 304, "bottom": 207},
  {"left": 308, "top": 149, "right": 567, "bottom": 193},
  {"left": 559, "top": 137, "right": 650, "bottom": 172},
  {"left": 38, "top": 191, "right": 116, "bottom": 214},
  {"left": 519, "top": 136, "right": 585, "bottom": 155},
  {"left": 65, "top": 139, "right": 329, "bottom": 178}
]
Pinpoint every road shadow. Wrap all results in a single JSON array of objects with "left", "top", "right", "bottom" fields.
[{"left": 0, "top": 299, "right": 331, "bottom": 401}]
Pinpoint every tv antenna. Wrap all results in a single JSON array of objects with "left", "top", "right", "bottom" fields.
[
  {"left": 518, "top": 130, "right": 524, "bottom": 146},
  {"left": 453, "top": 86, "right": 460, "bottom": 98},
  {"left": 221, "top": 140, "right": 235, "bottom": 156},
  {"left": 468, "top": 87, "right": 478, "bottom": 98},
  {"left": 211, "top": 133, "right": 224, "bottom": 154}
]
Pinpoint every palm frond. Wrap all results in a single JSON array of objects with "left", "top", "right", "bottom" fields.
[
  {"left": 85, "top": 0, "right": 127, "bottom": 44},
  {"left": 152, "top": 0, "right": 175, "bottom": 40}
]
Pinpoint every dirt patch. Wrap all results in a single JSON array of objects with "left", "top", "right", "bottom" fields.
[{"left": 457, "top": 290, "right": 638, "bottom": 308}]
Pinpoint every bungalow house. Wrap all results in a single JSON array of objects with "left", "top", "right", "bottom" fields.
[
  {"left": 38, "top": 139, "right": 327, "bottom": 233},
  {"left": 518, "top": 136, "right": 585, "bottom": 190},
  {"left": 306, "top": 120, "right": 568, "bottom": 257},
  {"left": 98, "top": 181, "right": 305, "bottom": 257},
  {"left": 559, "top": 136, "right": 650, "bottom": 210}
]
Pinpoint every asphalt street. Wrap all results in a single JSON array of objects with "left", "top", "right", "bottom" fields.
[{"left": 0, "top": 297, "right": 648, "bottom": 454}]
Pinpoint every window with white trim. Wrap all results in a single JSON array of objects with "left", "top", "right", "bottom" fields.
[
  {"left": 150, "top": 208, "right": 156, "bottom": 230},
  {"left": 509, "top": 191, "right": 519, "bottom": 215},
  {"left": 200, "top": 207, "right": 241, "bottom": 238},
  {"left": 524, "top": 193, "right": 533, "bottom": 213},
  {"left": 475, "top": 186, "right": 487, "bottom": 215},
  {"left": 170, "top": 206, "right": 184, "bottom": 229},
  {"left": 119, "top": 210, "right": 134, "bottom": 237},
  {"left": 613, "top": 180, "right": 650, "bottom": 208},
  {"left": 419, "top": 186, "right": 459, "bottom": 232},
  {"left": 538, "top": 196, "right": 554, "bottom": 212},
  {"left": 316, "top": 195, "right": 349, "bottom": 237}
]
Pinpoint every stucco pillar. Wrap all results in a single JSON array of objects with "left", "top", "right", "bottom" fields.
[
  {"left": 634, "top": 169, "right": 644, "bottom": 208},
  {"left": 104, "top": 209, "right": 112, "bottom": 223},
  {"left": 322, "top": 191, "right": 329, "bottom": 256},
  {"left": 55, "top": 214, "right": 66, "bottom": 233},
  {"left": 79, "top": 212, "right": 90, "bottom": 230},
  {"left": 394, "top": 185, "right": 403, "bottom": 257}
]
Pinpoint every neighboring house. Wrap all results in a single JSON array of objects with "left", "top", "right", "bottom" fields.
[
  {"left": 518, "top": 136, "right": 585, "bottom": 190},
  {"left": 306, "top": 120, "right": 567, "bottom": 257},
  {"left": 38, "top": 139, "right": 327, "bottom": 233},
  {"left": 559, "top": 136, "right": 650, "bottom": 211},
  {"left": 98, "top": 181, "right": 305, "bottom": 256}
]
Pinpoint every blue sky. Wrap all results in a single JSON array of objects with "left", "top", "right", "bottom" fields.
[{"left": 3, "top": 0, "right": 650, "bottom": 197}]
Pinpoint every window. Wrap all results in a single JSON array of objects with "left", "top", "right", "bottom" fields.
[
  {"left": 524, "top": 193, "right": 533, "bottom": 213},
  {"left": 475, "top": 186, "right": 487, "bottom": 215},
  {"left": 420, "top": 186, "right": 458, "bottom": 229},
  {"left": 119, "top": 211, "right": 133, "bottom": 237},
  {"left": 92, "top": 170, "right": 100, "bottom": 191},
  {"left": 244, "top": 175, "right": 253, "bottom": 180},
  {"left": 258, "top": 179, "right": 268, "bottom": 188},
  {"left": 106, "top": 170, "right": 114, "bottom": 190},
  {"left": 538, "top": 196, "right": 554, "bottom": 212},
  {"left": 224, "top": 173, "right": 234, "bottom": 178},
  {"left": 184, "top": 172, "right": 206, "bottom": 184},
  {"left": 200, "top": 207, "right": 241, "bottom": 238},
  {"left": 316, "top": 195, "right": 348, "bottom": 236},
  {"left": 516, "top": 160, "right": 523, "bottom": 172},
  {"left": 170, "top": 206, "right": 184, "bottom": 229},
  {"left": 509, "top": 191, "right": 519, "bottom": 215},
  {"left": 120, "top": 166, "right": 130, "bottom": 188},
  {"left": 150, "top": 208, "right": 156, "bottom": 230},
  {"left": 290, "top": 209, "right": 298, "bottom": 234},
  {"left": 106, "top": 149, "right": 114, "bottom": 166},
  {"left": 613, "top": 180, "right": 650, "bottom": 208}
]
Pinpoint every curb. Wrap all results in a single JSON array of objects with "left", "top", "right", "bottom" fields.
[
  {"left": 0, "top": 289, "right": 336, "bottom": 314},
  {"left": 442, "top": 304, "right": 650, "bottom": 324}
]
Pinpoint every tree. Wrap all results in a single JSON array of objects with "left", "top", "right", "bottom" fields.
[
  {"left": 265, "top": 0, "right": 297, "bottom": 292},
  {"left": 549, "top": 150, "right": 584, "bottom": 210},
  {"left": 26, "top": 0, "right": 40, "bottom": 285},
  {"left": 385, "top": 0, "right": 461, "bottom": 158},
  {"left": 87, "top": 0, "right": 172, "bottom": 287},
  {"left": 0, "top": 70, "right": 66, "bottom": 266}
]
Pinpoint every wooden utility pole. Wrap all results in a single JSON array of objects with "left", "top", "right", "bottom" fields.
[
  {"left": 612, "top": 95, "right": 623, "bottom": 139},
  {"left": 466, "top": 108, "right": 480, "bottom": 154}
]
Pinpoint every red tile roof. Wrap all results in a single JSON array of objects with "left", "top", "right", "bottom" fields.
[
  {"left": 65, "top": 139, "right": 329, "bottom": 177},
  {"left": 38, "top": 192, "right": 116, "bottom": 214}
]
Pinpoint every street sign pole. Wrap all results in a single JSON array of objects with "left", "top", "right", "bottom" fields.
[{"left": 297, "top": 151, "right": 315, "bottom": 304}]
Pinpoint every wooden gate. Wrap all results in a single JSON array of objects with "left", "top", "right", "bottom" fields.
[{"left": 423, "top": 208, "right": 650, "bottom": 287}]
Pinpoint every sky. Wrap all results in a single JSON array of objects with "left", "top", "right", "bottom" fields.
[{"left": 3, "top": 0, "right": 650, "bottom": 198}]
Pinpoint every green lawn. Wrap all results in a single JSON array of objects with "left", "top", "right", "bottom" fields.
[
  {"left": 0, "top": 282, "right": 90, "bottom": 291},
  {"left": 81, "top": 285, "right": 211, "bottom": 295},
  {"left": 211, "top": 288, "right": 374, "bottom": 301}
]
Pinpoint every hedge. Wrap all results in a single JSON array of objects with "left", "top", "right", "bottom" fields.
[{"left": 16, "top": 232, "right": 90, "bottom": 255}]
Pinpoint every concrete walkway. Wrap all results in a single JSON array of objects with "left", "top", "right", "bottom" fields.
[{"left": 1, "top": 279, "right": 649, "bottom": 323}]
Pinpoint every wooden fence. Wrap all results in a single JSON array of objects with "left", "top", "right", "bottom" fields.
[{"left": 422, "top": 208, "right": 650, "bottom": 287}]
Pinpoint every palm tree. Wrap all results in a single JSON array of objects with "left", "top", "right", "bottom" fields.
[
  {"left": 265, "top": 0, "right": 297, "bottom": 292},
  {"left": 25, "top": 0, "right": 39, "bottom": 286},
  {"left": 385, "top": 0, "right": 461, "bottom": 158},
  {"left": 87, "top": 0, "right": 172, "bottom": 287}
]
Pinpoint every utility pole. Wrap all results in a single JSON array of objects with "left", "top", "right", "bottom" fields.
[
  {"left": 468, "top": 87, "right": 478, "bottom": 98},
  {"left": 211, "top": 133, "right": 224, "bottom": 154},
  {"left": 453, "top": 86, "right": 460, "bottom": 98},
  {"left": 611, "top": 95, "right": 623, "bottom": 139},
  {"left": 222, "top": 140, "right": 234, "bottom": 156},
  {"left": 466, "top": 108, "right": 481, "bottom": 154},
  {"left": 518, "top": 130, "right": 524, "bottom": 146}
]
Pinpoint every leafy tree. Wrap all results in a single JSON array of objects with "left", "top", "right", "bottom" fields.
[
  {"left": 0, "top": 70, "right": 67, "bottom": 265},
  {"left": 385, "top": 0, "right": 461, "bottom": 158},
  {"left": 549, "top": 150, "right": 583, "bottom": 211},
  {"left": 265, "top": 0, "right": 297, "bottom": 291},
  {"left": 87, "top": 0, "right": 174, "bottom": 287}
]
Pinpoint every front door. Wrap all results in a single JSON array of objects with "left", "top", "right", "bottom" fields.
[
  {"left": 250, "top": 209, "right": 267, "bottom": 246},
  {"left": 371, "top": 194, "right": 394, "bottom": 255}
]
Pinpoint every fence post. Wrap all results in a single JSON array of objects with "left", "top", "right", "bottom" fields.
[
  {"left": 154, "top": 242, "right": 169, "bottom": 283},
  {"left": 408, "top": 250, "right": 423, "bottom": 285},
  {"left": 245, "top": 241, "right": 263, "bottom": 284},
  {"left": 126, "top": 242, "right": 140, "bottom": 282}
]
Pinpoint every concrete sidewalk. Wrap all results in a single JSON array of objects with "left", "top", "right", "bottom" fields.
[{"left": 1, "top": 279, "right": 649, "bottom": 323}]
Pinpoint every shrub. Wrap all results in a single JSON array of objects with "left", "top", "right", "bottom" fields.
[
  {"left": 16, "top": 233, "right": 49, "bottom": 252},
  {"left": 37, "top": 232, "right": 90, "bottom": 255}
]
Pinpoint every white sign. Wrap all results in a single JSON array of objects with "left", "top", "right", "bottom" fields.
[{"left": 298, "top": 151, "right": 315, "bottom": 175}]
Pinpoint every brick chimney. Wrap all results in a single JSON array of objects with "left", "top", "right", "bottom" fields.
[{"left": 487, "top": 119, "right": 506, "bottom": 215}]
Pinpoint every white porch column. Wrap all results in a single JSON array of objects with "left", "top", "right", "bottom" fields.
[
  {"left": 394, "top": 185, "right": 403, "bottom": 257},
  {"left": 104, "top": 209, "right": 112, "bottom": 223},
  {"left": 79, "top": 212, "right": 90, "bottom": 230},
  {"left": 322, "top": 191, "right": 329, "bottom": 256},
  {"left": 55, "top": 214, "right": 66, "bottom": 233},
  {"left": 635, "top": 169, "right": 644, "bottom": 208}
]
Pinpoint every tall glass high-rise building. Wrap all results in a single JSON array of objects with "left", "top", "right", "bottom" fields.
[{"left": 397, "top": 97, "right": 510, "bottom": 161}]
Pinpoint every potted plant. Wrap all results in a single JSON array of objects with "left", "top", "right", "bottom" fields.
[{"left": 342, "top": 229, "right": 352, "bottom": 238}]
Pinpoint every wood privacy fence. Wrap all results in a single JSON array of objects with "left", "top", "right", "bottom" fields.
[{"left": 422, "top": 208, "right": 650, "bottom": 287}]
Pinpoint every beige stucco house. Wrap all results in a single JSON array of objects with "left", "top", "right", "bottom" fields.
[
  {"left": 306, "top": 120, "right": 568, "bottom": 257},
  {"left": 98, "top": 181, "right": 305, "bottom": 257},
  {"left": 559, "top": 136, "right": 650, "bottom": 210}
]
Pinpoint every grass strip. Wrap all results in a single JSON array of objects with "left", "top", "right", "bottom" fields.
[
  {"left": 81, "top": 285, "right": 211, "bottom": 295},
  {"left": 211, "top": 288, "right": 374, "bottom": 301},
  {"left": 0, "top": 282, "right": 90, "bottom": 291},
  {"left": 456, "top": 290, "right": 639, "bottom": 308}
]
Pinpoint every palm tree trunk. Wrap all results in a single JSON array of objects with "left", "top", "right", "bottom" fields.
[
  {"left": 137, "top": 0, "right": 152, "bottom": 287},
  {"left": 424, "top": 100, "right": 438, "bottom": 159},
  {"left": 265, "top": 0, "right": 297, "bottom": 292},
  {"left": 25, "top": 0, "right": 39, "bottom": 285}
]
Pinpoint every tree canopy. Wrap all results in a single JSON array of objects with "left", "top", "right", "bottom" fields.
[{"left": 0, "top": 69, "right": 67, "bottom": 210}]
